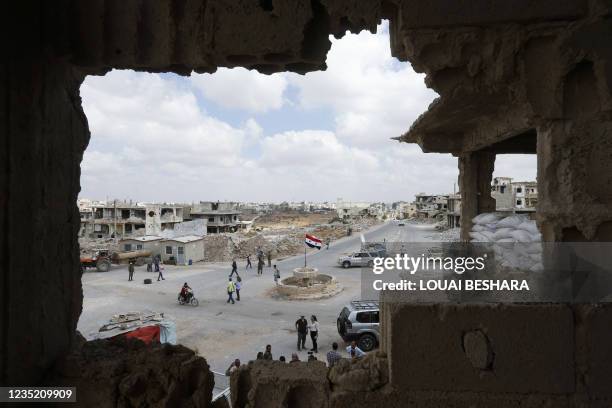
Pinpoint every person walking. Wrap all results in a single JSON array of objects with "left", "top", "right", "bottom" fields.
[
  {"left": 230, "top": 259, "right": 238, "bottom": 278},
  {"left": 128, "top": 260, "right": 135, "bottom": 281},
  {"left": 157, "top": 262, "right": 165, "bottom": 281},
  {"left": 246, "top": 254, "right": 252, "bottom": 269},
  {"left": 325, "top": 238, "right": 330, "bottom": 250},
  {"left": 226, "top": 278, "right": 236, "bottom": 304},
  {"left": 153, "top": 255, "right": 160, "bottom": 272},
  {"left": 235, "top": 276, "right": 242, "bottom": 301},
  {"left": 273, "top": 265, "right": 280, "bottom": 285},
  {"left": 295, "top": 315, "right": 308, "bottom": 351},
  {"left": 267, "top": 250, "right": 272, "bottom": 267},
  {"left": 309, "top": 315, "right": 319, "bottom": 353},
  {"left": 326, "top": 342, "right": 342, "bottom": 367}
]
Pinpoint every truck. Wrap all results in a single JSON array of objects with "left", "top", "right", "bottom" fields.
[{"left": 80, "top": 249, "right": 152, "bottom": 272}]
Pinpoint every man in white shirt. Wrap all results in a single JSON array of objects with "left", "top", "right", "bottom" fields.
[{"left": 346, "top": 341, "right": 365, "bottom": 358}]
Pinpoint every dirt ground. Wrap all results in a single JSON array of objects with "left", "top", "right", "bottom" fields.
[{"left": 253, "top": 210, "right": 337, "bottom": 229}]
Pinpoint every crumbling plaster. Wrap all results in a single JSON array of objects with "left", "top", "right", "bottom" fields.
[
  {"left": 2, "top": 0, "right": 386, "bottom": 387},
  {"left": 3, "top": 1, "right": 612, "bottom": 407},
  {"left": 394, "top": 0, "right": 612, "bottom": 241}
]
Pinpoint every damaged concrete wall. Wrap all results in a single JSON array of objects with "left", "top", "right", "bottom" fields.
[
  {"left": 0, "top": 56, "right": 87, "bottom": 385},
  {"left": 393, "top": 0, "right": 612, "bottom": 243},
  {"left": 458, "top": 151, "right": 496, "bottom": 240},
  {"left": 4, "top": 0, "right": 612, "bottom": 407},
  {"left": 47, "top": 336, "right": 214, "bottom": 407},
  {"left": 1, "top": 0, "right": 386, "bottom": 388}
]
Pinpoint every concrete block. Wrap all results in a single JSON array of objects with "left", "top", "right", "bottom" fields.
[
  {"left": 330, "top": 389, "right": 570, "bottom": 408},
  {"left": 231, "top": 360, "right": 330, "bottom": 408},
  {"left": 576, "top": 304, "right": 612, "bottom": 398},
  {"left": 398, "top": 0, "right": 587, "bottom": 29},
  {"left": 384, "top": 303, "right": 574, "bottom": 394}
]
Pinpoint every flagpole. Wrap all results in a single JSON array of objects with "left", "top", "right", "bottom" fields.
[{"left": 304, "top": 246, "right": 307, "bottom": 267}]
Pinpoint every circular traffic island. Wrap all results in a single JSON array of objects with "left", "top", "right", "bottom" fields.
[{"left": 274, "top": 267, "right": 343, "bottom": 300}]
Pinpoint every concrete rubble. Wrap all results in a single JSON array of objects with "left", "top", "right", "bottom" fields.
[
  {"left": 46, "top": 334, "right": 214, "bottom": 408},
  {"left": 328, "top": 351, "right": 389, "bottom": 392}
]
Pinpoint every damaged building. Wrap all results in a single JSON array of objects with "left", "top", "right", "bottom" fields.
[
  {"left": 188, "top": 201, "right": 241, "bottom": 233},
  {"left": 4, "top": 1, "right": 612, "bottom": 407},
  {"left": 491, "top": 177, "right": 538, "bottom": 213},
  {"left": 446, "top": 193, "right": 462, "bottom": 228},
  {"left": 413, "top": 193, "right": 449, "bottom": 219},
  {"left": 78, "top": 200, "right": 186, "bottom": 238}
]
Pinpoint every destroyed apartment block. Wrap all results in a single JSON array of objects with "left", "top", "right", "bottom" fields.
[
  {"left": 491, "top": 177, "right": 538, "bottom": 214},
  {"left": 187, "top": 201, "right": 241, "bottom": 233},
  {"left": 78, "top": 200, "right": 187, "bottom": 239},
  {"left": 412, "top": 193, "right": 449, "bottom": 220},
  {"left": 335, "top": 198, "right": 393, "bottom": 220},
  {"left": 446, "top": 194, "right": 462, "bottom": 228}
]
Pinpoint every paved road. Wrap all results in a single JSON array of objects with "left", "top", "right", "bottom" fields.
[{"left": 79, "top": 221, "right": 440, "bottom": 371}]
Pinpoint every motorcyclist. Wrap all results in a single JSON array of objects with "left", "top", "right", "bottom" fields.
[{"left": 179, "top": 282, "right": 192, "bottom": 302}]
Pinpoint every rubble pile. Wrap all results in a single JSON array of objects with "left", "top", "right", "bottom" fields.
[
  {"left": 328, "top": 351, "right": 389, "bottom": 392},
  {"left": 234, "top": 234, "right": 272, "bottom": 258},
  {"left": 202, "top": 235, "right": 235, "bottom": 262},
  {"left": 78, "top": 237, "right": 120, "bottom": 255},
  {"left": 273, "top": 236, "right": 303, "bottom": 257},
  {"left": 47, "top": 335, "right": 214, "bottom": 408}
]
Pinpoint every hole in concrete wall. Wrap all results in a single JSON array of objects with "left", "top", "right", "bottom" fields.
[{"left": 75, "top": 20, "right": 444, "bottom": 378}]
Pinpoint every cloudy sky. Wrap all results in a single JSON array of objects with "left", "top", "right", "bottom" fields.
[{"left": 80, "top": 22, "right": 536, "bottom": 203}]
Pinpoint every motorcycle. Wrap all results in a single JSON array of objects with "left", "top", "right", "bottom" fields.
[{"left": 178, "top": 289, "right": 199, "bottom": 307}]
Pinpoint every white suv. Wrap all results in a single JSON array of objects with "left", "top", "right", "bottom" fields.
[
  {"left": 337, "top": 251, "right": 378, "bottom": 268},
  {"left": 337, "top": 300, "right": 380, "bottom": 351}
]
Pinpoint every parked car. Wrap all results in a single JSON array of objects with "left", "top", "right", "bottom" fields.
[
  {"left": 337, "top": 300, "right": 380, "bottom": 351},
  {"left": 337, "top": 251, "right": 378, "bottom": 268},
  {"left": 397, "top": 222, "right": 405, "bottom": 226}
]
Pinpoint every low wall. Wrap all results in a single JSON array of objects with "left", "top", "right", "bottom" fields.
[{"left": 232, "top": 303, "right": 612, "bottom": 407}]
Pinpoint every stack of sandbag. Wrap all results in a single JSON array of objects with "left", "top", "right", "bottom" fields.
[{"left": 470, "top": 213, "right": 543, "bottom": 272}]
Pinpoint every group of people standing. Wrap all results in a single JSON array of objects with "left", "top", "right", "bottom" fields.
[
  {"left": 295, "top": 315, "right": 319, "bottom": 353},
  {"left": 246, "top": 247, "right": 271, "bottom": 275},
  {"left": 128, "top": 255, "right": 165, "bottom": 281}
]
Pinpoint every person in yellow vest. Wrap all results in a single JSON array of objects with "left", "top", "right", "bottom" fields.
[{"left": 227, "top": 278, "right": 236, "bottom": 304}]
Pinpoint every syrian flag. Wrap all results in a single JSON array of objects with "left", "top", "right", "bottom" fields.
[{"left": 305, "top": 234, "right": 322, "bottom": 250}]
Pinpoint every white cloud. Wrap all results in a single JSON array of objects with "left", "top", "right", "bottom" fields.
[
  {"left": 494, "top": 155, "right": 538, "bottom": 182},
  {"left": 190, "top": 68, "right": 288, "bottom": 113},
  {"left": 84, "top": 24, "right": 529, "bottom": 203},
  {"left": 286, "top": 22, "right": 438, "bottom": 148}
]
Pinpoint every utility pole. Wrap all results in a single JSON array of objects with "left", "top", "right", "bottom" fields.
[{"left": 113, "top": 199, "right": 117, "bottom": 243}]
